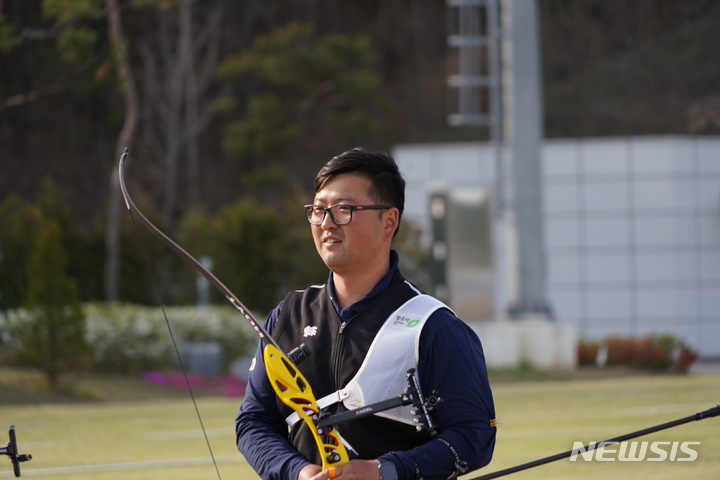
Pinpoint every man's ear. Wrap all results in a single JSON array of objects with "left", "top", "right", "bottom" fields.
[{"left": 384, "top": 207, "right": 400, "bottom": 240}]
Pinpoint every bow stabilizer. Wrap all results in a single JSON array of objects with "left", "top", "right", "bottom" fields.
[{"left": 470, "top": 403, "right": 720, "bottom": 480}]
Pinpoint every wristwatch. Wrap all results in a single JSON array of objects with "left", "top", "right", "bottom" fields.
[{"left": 378, "top": 458, "right": 398, "bottom": 480}]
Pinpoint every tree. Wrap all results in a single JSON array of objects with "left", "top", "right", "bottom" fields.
[
  {"left": 0, "top": 177, "right": 80, "bottom": 310},
  {"left": 16, "top": 220, "right": 90, "bottom": 388},
  {"left": 177, "top": 196, "right": 325, "bottom": 312},
  {"left": 216, "top": 22, "right": 382, "bottom": 180},
  {"left": 136, "top": 0, "right": 226, "bottom": 219},
  {"left": 0, "top": 197, "right": 44, "bottom": 311},
  {"left": 104, "top": 0, "right": 140, "bottom": 303},
  {"left": 0, "top": 0, "right": 105, "bottom": 112},
  {"left": 105, "top": 0, "right": 229, "bottom": 300}
]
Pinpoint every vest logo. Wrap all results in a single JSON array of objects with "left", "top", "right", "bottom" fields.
[
  {"left": 303, "top": 325, "right": 318, "bottom": 337},
  {"left": 392, "top": 315, "right": 420, "bottom": 327}
]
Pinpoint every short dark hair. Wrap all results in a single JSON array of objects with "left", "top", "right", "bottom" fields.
[{"left": 315, "top": 147, "right": 405, "bottom": 236}]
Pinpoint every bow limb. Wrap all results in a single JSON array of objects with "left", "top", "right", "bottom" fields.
[
  {"left": 118, "top": 148, "right": 349, "bottom": 469},
  {"left": 118, "top": 148, "right": 279, "bottom": 350}
]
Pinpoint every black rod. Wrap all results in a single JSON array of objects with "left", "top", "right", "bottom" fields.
[{"left": 470, "top": 404, "right": 720, "bottom": 480}]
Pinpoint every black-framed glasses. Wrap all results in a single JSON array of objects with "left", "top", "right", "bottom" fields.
[{"left": 304, "top": 204, "right": 391, "bottom": 225}]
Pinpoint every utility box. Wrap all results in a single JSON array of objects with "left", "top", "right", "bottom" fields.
[{"left": 430, "top": 185, "right": 495, "bottom": 323}]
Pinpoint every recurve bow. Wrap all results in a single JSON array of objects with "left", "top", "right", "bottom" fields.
[{"left": 118, "top": 148, "right": 350, "bottom": 471}]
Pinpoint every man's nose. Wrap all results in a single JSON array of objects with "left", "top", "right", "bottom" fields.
[{"left": 320, "top": 210, "right": 338, "bottom": 228}]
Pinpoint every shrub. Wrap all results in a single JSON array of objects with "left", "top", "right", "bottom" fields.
[
  {"left": 3, "top": 303, "right": 260, "bottom": 375},
  {"left": 604, "top": 337, "right": 639, "bottom": 366},
  {"left": 577, "top": 340, "right": 599, "bottom": 366},
  {"left": 577, "top": 334, "right": 698, "bottom": 373}
]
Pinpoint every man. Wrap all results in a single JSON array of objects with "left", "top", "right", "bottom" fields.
[{"left": 236, "top": 148, "right": 496, "bottom": 480}]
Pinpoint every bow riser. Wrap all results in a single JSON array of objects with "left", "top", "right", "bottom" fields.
[{"left": 263, "top": 344, "right": 350, "bottom": 468}]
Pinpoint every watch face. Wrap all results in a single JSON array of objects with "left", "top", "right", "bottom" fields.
[{"left": 379, "top": 460, "right": 398, "bottom": 480}]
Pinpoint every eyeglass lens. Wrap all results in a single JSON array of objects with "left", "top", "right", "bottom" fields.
[{"left": 307, "top": 205, "right": 352, "bottom": 225}]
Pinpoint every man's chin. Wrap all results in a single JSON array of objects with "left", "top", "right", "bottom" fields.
[{"left": 321, "top": 252, "right": 348, "bottom": 271}]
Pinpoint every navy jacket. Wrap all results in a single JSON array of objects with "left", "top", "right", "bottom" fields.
[{"left": 236, "top": 251, "right": 496, "bottom": 480}]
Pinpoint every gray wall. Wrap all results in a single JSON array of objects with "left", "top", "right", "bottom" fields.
[{"left": 393, "top": 136, "right": 720, "bottom": 358}]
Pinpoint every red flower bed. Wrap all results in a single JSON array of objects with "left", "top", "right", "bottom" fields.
[{"left": 577, "top": 335, "right": 698, "bottom": 373}]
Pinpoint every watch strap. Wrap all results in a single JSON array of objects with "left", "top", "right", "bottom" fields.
[{"left": 378, "top": 458, "right": 398, "bottom": 480}]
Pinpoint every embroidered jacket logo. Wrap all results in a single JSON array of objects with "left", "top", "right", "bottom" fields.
[{"left": 303, "top": 325, "right": 318, "bottom": 337}]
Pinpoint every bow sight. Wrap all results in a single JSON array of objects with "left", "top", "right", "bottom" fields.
[{"left": 1, "top": 426, "right": 32, "bottom": 478}]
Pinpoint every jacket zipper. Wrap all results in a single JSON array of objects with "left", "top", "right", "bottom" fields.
[{"left": 332, "top": 320, "right": 349, "bottom": 394}]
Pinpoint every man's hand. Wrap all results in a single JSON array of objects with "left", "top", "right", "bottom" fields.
[
  {"left": 302, "top": 459, "right": 381, "bottom": 480},
  {"left": 299, "top": 463, "right": 322, "bottom": 480}
]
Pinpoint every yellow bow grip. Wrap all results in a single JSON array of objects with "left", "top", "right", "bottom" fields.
[{"left": 263, "top": 344, "right": 350, "bottom": 469}]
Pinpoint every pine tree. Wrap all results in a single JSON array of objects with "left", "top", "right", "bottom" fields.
[{"left": 17, "top": 220, "right": 89, "bottom": 388}]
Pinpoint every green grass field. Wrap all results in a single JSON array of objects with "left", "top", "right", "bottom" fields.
[{"left": 1, "top": 370, "right": 718, "bottom": 480}]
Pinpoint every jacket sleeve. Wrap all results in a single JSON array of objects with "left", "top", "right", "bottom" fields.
[
  {"left": 235, "top": 305, "right": 311, "bottom": 480},
  {"left": 381, "top": 309, "right": 497, "bottom": 480}
]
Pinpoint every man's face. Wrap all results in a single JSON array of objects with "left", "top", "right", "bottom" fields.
[{"left": 311, "top": 173, "right": 397, "bottom": 276}]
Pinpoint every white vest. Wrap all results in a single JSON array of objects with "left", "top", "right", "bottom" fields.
[{"left": 286, "top": 294, "right": 449, "bottom": 427}]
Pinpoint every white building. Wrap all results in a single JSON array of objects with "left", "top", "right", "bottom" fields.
[{"left": 394, "top": 136, "right": 720, "bottom": 361}]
